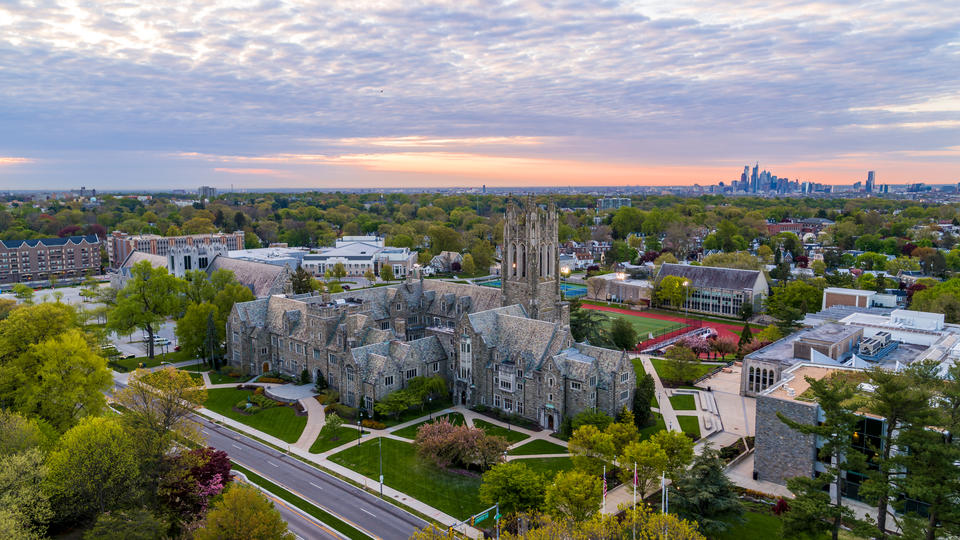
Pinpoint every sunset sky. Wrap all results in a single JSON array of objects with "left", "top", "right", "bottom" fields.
[{"left": 0, "top": 0, "right": 958, "bottom": 190}]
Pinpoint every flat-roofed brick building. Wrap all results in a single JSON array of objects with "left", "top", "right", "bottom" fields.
[{"left": 0, "top": 235, "right": 101, "bottom": 285}]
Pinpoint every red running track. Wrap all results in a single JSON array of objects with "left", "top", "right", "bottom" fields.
[{"left": 581, "top": 304, "right": 747, "bottom": 343}]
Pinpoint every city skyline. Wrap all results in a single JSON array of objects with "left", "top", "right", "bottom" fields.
[{"left": 0, "top": 1, "right": 958, "bottom": 189}]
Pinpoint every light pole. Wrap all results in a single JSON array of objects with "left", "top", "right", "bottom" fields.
[
  {"left": 683, "top": 280, "right": 690, "bottom": 325},
  {"left": 357, "top": 410, "right": 364, "bottom": 446},
  {"left": 428, "top": 396, "right": 433, "bottom": 420},
  {"left": 378, "top": 435, "right": 383, "bottom": 498}
]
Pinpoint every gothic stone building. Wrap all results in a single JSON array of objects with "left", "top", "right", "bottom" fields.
[{"left": 225, "top": 198, "right": 633, "bottom": 429}]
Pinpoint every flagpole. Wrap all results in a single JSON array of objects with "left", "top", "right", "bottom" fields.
[
  {"left": 633, "top": 462, "right": 637, "bottom": 540},
  {"left": 602, "top": 465, "right": 606, "bottom": 513}
]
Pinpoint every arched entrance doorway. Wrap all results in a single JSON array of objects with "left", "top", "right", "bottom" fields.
[
  {"left": 262, "top": 362, "right": 270, "bottom": 374},
  {"left": 547, "top": 414, "right": 555, "bottom": 431}
]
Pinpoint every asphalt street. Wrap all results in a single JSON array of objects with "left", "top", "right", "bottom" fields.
[
  {"left": 233, "top": 471, "right": 342, "bottom": 540},
  {"left": 194, "top": 414, "right": 429, "bottom": 540}
]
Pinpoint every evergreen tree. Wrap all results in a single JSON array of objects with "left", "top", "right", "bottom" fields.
[
  {"left": 737, "top": 323, "right": 753, "bottom": 355},
  {"left": 633, "top": 372, "right": 655, "bottom": 428},
  {"left": 205, "top": 311, "right": 220, "bottom": 370},
  {"left": 290, "top": 265, "right": 314, "bottom": 294},
  {"left": 778, "top": 375, "right": 865, "bottom": 540},
  {"left": 669, "top": 446, "right": 743, "bottom": 537}
]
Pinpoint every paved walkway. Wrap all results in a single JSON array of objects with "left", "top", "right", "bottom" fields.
[
  {"left": 635, "top": 354, "right": 682, "bottom": 434},
  {"left": 294, "top": 397, "right": 327, "bottom": 451}
]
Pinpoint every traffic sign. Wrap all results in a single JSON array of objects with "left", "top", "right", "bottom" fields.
[{"left": 473, "top": 511, "right": 489, "bottom": 524}]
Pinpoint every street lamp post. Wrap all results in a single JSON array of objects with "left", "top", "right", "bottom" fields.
[
  {"left": 683, "top": 280, "right": 690, "bottom": 325},
  {"left": 378, "top": 436, "right": 383, "bottom": 498},
  {"left": 428, "top": 396, "right": 433, "bottom": 420},
  {"left": 357, "top": 410, "right": 364, "bottom": 446}
]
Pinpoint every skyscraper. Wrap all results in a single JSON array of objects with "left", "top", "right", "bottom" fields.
[
  {"left": 866, "top": 171, "right": 875, "bottom": 193},
  {"left": 751, "top": 163, "right": 759, "bottom": 193}
]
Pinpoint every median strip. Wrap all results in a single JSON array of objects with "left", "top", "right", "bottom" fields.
[{"left": 231, "top": 462, "right": 374, "bottom": 540}]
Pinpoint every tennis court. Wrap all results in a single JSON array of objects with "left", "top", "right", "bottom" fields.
[{"left": 478, "top": 279, "right": 587, "bottom": 298}]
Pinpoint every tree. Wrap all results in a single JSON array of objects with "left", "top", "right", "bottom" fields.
[
  {"left": 911, "top": 278, "right": 960, "bottom": 322},
  {"left": 331, "top": 262, "right": 347, "bottom": 281},
  {"left": 374, "top": 390, "right": 418, "bottom": 420},
  {"left": 45, "top": 417, "right": 139, "bottom": 521},
  {"left": 0, "top": 448, "right": 51, "bottom": 540},
  {"left": 660, "top": 345, "right": 700, "bottom": 385},
  {"left": 158, "top": 447, "right": 231, "bottom": 526},
  {"left": 811, "top": 259, "right": 826, "bottom": 276},
  {"left": 83, "top": 508, "right": 165, "bottom": 540},
  {"left": 702, "top": 251, "right": 763, "bottom": 270},
  {"left": 544, "top": 470, "right": 601, "bottom": 523},
  {"left": 710, "top": 338, "right": 737, "bottom": 360},
  {"left": 570, "top": 303, "right": 605, "bottom": 344},
  {"left": 364, "top": 268, "right": 376, "bottom": 283},
  {"left": 479, "top": 462, "right": 546, "bottom": 516},
  {"left": 654, "top": 275, "right": 692, "bottom": 309},
  {"left": 290, "top": 265, "right": 315, "bottom": 294},
  {"left": 568, "top": 425, "right": 615, "bottom": 476},
  {"left": 859, "top": 364, "right": 937, "bottom": 539},
  {"left": 11, "top": 283, "right": 33, "bottom": 304},
  {"left": 427, "top": 225, "right": 462, "bottom": 254},
  {"left": 669, "top": 446, "right": 743, "bottom": 537},
  {"left": 0, "top": 304, "right": 111, "bottom": 431},
  {"left": 571, "top": 408, "right": 614, "bottom": 432},
  {"left": 736, "top": 324, "right": 754, "bottom": 358},
  {"left": 606, "top": 411, "right": 639, "bottom": 456},
  {"left": 649, "top": 430, "right": 695, "bottom": 481},
  {"left": 586, "top": 276, "right": 607, "bottom": 300},
  {"left": 611, "top": 206, "right": 643, "bottom": 239},
  {"left": 765, "top": 280, "right": 823, "bottom": 332},
  {"left": 195, "top": 484, "right": 295, "bottom": 540},
  {"left": 117, "top": 368, "right": 207, "bottom": 469},
  {"left": 176, "top": 302, "right": 219, "bottom": 364},
  {"left": 755, "top": 324, "right": 783, "bottom": 343},
  {"left": 496, "top": 506, "right": 705, "bottom": 540},
  {"left": 108, "top": 261, "right": 182, "bottom": 358},
  {"left": 610, "top": 317, "right": 637, "bottom": 350},
  {"left": 183, "top": 269, "right": 216, "bottom": 305},
  {"left": 782, "top": 475, "right": 833, "bottom": 540},
  {"left": 0, "top": 410, "right": 55, "bottom": 456},
  {"left": 379, "top": 264, "right": 394, "bottom": 282},
  {"left": 633, "top": 372, "right": 655, "bottom": 428},
  {"left": 778, "top": 375, "right": 864, "bottom": 540},
  {"left": 320, "top": 413, "right": 344, "bottom": 440},
  {"left": 414, "top": 418, "right": 508, "bottom": 470},
  {"left": 459, "top": 252, "right": 476, "bottom": 275},
  {"left": 607, "top": 240, "right": 635, "bottom": 264},
  {"left": 619, "top": 439, "right": 667, "bottom": 497}
]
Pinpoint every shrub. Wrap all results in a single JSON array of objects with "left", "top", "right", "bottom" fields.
[
  {"left": 253, "top": 387, "right": 264, "bottom": 395},
  {"left": 361, "top": 419, "right": 385, "bottom": 430},
  {"left": 299, "top": 369, "right": 311, "bottom": 385},
  {"left": 249, "top": 394, "right": 277, "bottom": 409},
  {"left": 258, "top": 377, "right": 286, "bottom": 384},
  {"left": 415, "top": 417, "right": 508, "bottom": 471}
]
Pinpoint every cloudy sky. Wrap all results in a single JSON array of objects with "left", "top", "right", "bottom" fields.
[{"left": 0, "top": 0, "right": 958, "bottom": 190}]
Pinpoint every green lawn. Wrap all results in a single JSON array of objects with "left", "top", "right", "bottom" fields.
[
  {"left": 111, "top": 356, "right": 166, "bottom": 371},
  {"left": 514, "top": 457, "right": 574, "bottom": 480},
  {"left": 677, "top": 415, "right": 701, "bottom": 439},
  {"left": 715, "top": 503, "right": 863, "bottom": 540},
  {"left": 208, "top": 370, "right": 255, "bottom": 385},
  {"left": 380, "top": 399, "right": 454, "bottom": 427},
  {"left": 473, "top": 419, "right": 530, "bottom": 444},
  {"left": 508, "top": 439, "right": 568, "bottom": 456},
  {"left": 204, "top": 388, "right": 307, "bottom": 443},
  {"left": 639, "top": 413, "right": 667, "bottom": 441},
  {"left": 593, "top": 310, "right": 681, "bottom": 340},
  {"left": 180, "top": 362, "right": 209, "bottom": 372},
  {"left": 329, "top": 437, "right": 486, "bottom": 520},
  {"left": 669, "top": 394, "right": 697, "bottom": 411},
  {"left": 391, "top": 413, "right": 465, "bottom": 440},
  {"left": 649, "top": 358, "right": 716, "bottom": 382},
  {"left": 309, "top": 426, "right": 359, "bottom": 454}
]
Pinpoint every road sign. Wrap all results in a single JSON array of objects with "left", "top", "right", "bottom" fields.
[
  {"left": 494, "top": 512, "right": 501, "bottom": 521},
  {"left": 473, "top": 511, "right": 489, "bottom": 524}
]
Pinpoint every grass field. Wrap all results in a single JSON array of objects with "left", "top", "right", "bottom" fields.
[
  {"left": 309, "top": 425, "right": 359, "bottom": 454},
  {"left": 329, "top": 437, "right": 486, "bottom": 520},
  {"left": 638, "top": 413, "right": 667, "bottom": 441},
  {"left": 208, "top": 370, "right": 255, "bottom": 385},
  {"left": 391, "top": 413, "right": 465, "bottom": 440},
  {"left": 380, "top": 399, "right": 453, "bottom": 427},
  {"left": 649, "top": 358, "right": 717, "bottom": 382},
  {"left": 715, "top": 502, "right": 865, "bottom": 540},
  {"left": 669, "top": 394, "right": 697, "bottom": 411},
  {"left": 515, "top": 457, "right": 574, "bottom": 480},
  {"left": 473, "top": 419, "right": 530, "bottom": 444},
  {"left": 204, "top": 388, "right": 307, "bottom": 443},
  {"left": 592, "top": 310, "right": 682, "bottom": 340},
  {"left": 677, "top": 415, "right": 701, "bottom": 439},
  {"left": 508, "top": 439, "right": 568, "bottom": 456}
]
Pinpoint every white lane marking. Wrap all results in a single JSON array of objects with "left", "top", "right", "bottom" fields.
[
  {"left": 267, "top": 460, "right": 280, "bottom": 467},
  {"left": 309, "top": 481, "right": 324, "bottom": 490},
  {"left": 232, "top": 444, "right": 242, "bottom": 449},
  {"left": 360, "top": 508, "right": 376, "bottom": 517}
]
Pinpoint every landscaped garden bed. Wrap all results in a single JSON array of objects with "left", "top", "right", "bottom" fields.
[
  {"left": 204, "top": 387, "right": 307, "bottom": 443},
  {"left": 470, "top": 404, "right": 541, "bottom": 431}
]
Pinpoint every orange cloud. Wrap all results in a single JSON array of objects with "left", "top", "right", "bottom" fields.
[{"left": 0, "top": 157, "right": 32, "bottom": 166}]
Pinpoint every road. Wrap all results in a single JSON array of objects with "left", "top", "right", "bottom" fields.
[
  {"left": 111, "top": 377, "right": 427, "bottom": 539},
  {"left": 195, "top": 414, "right": 429, "bottom": 539},
  {"left": 234, "top": 471, "right": 342, "bottom": 540}
]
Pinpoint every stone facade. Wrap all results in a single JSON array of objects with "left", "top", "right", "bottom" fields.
[
  {"left": 754, "top": 394, "right": 819, "bottom": 485},
  {"left": 502, "top": 197, "right": 567, "bottom": 324},
  {"left": 225, "top": 197, "right": 633, "bottom": 429}
]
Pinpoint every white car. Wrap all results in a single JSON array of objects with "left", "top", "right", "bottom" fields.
[{"left": 153, "top": 337, "right": 170, "bottom": 346}]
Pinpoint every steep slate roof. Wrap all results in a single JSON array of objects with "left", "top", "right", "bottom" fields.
[
  {"left": 351, "top": 336, "right": 448, "bottom": 379},
  {"left": 657, "top": 263, "right": 765, "bottom": 291},
  {"left": 470, "top": 310, "right": 567, "bottom": 371},
  {"left": 553, "top": 343, "right": 629, "bottom": 386},
  {"left": 119, "top": 251, "right": 167, "bottom": 270},
  {"left": 207, "top": 254, "right": 287, "bottom": 297},
  {"left": 0, "top": 235, "right": 99, "bottom": 249}
]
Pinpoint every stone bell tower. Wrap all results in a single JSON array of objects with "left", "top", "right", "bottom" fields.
[{"left": 501, "top": 196, "right": 567, "bottom": 324}]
